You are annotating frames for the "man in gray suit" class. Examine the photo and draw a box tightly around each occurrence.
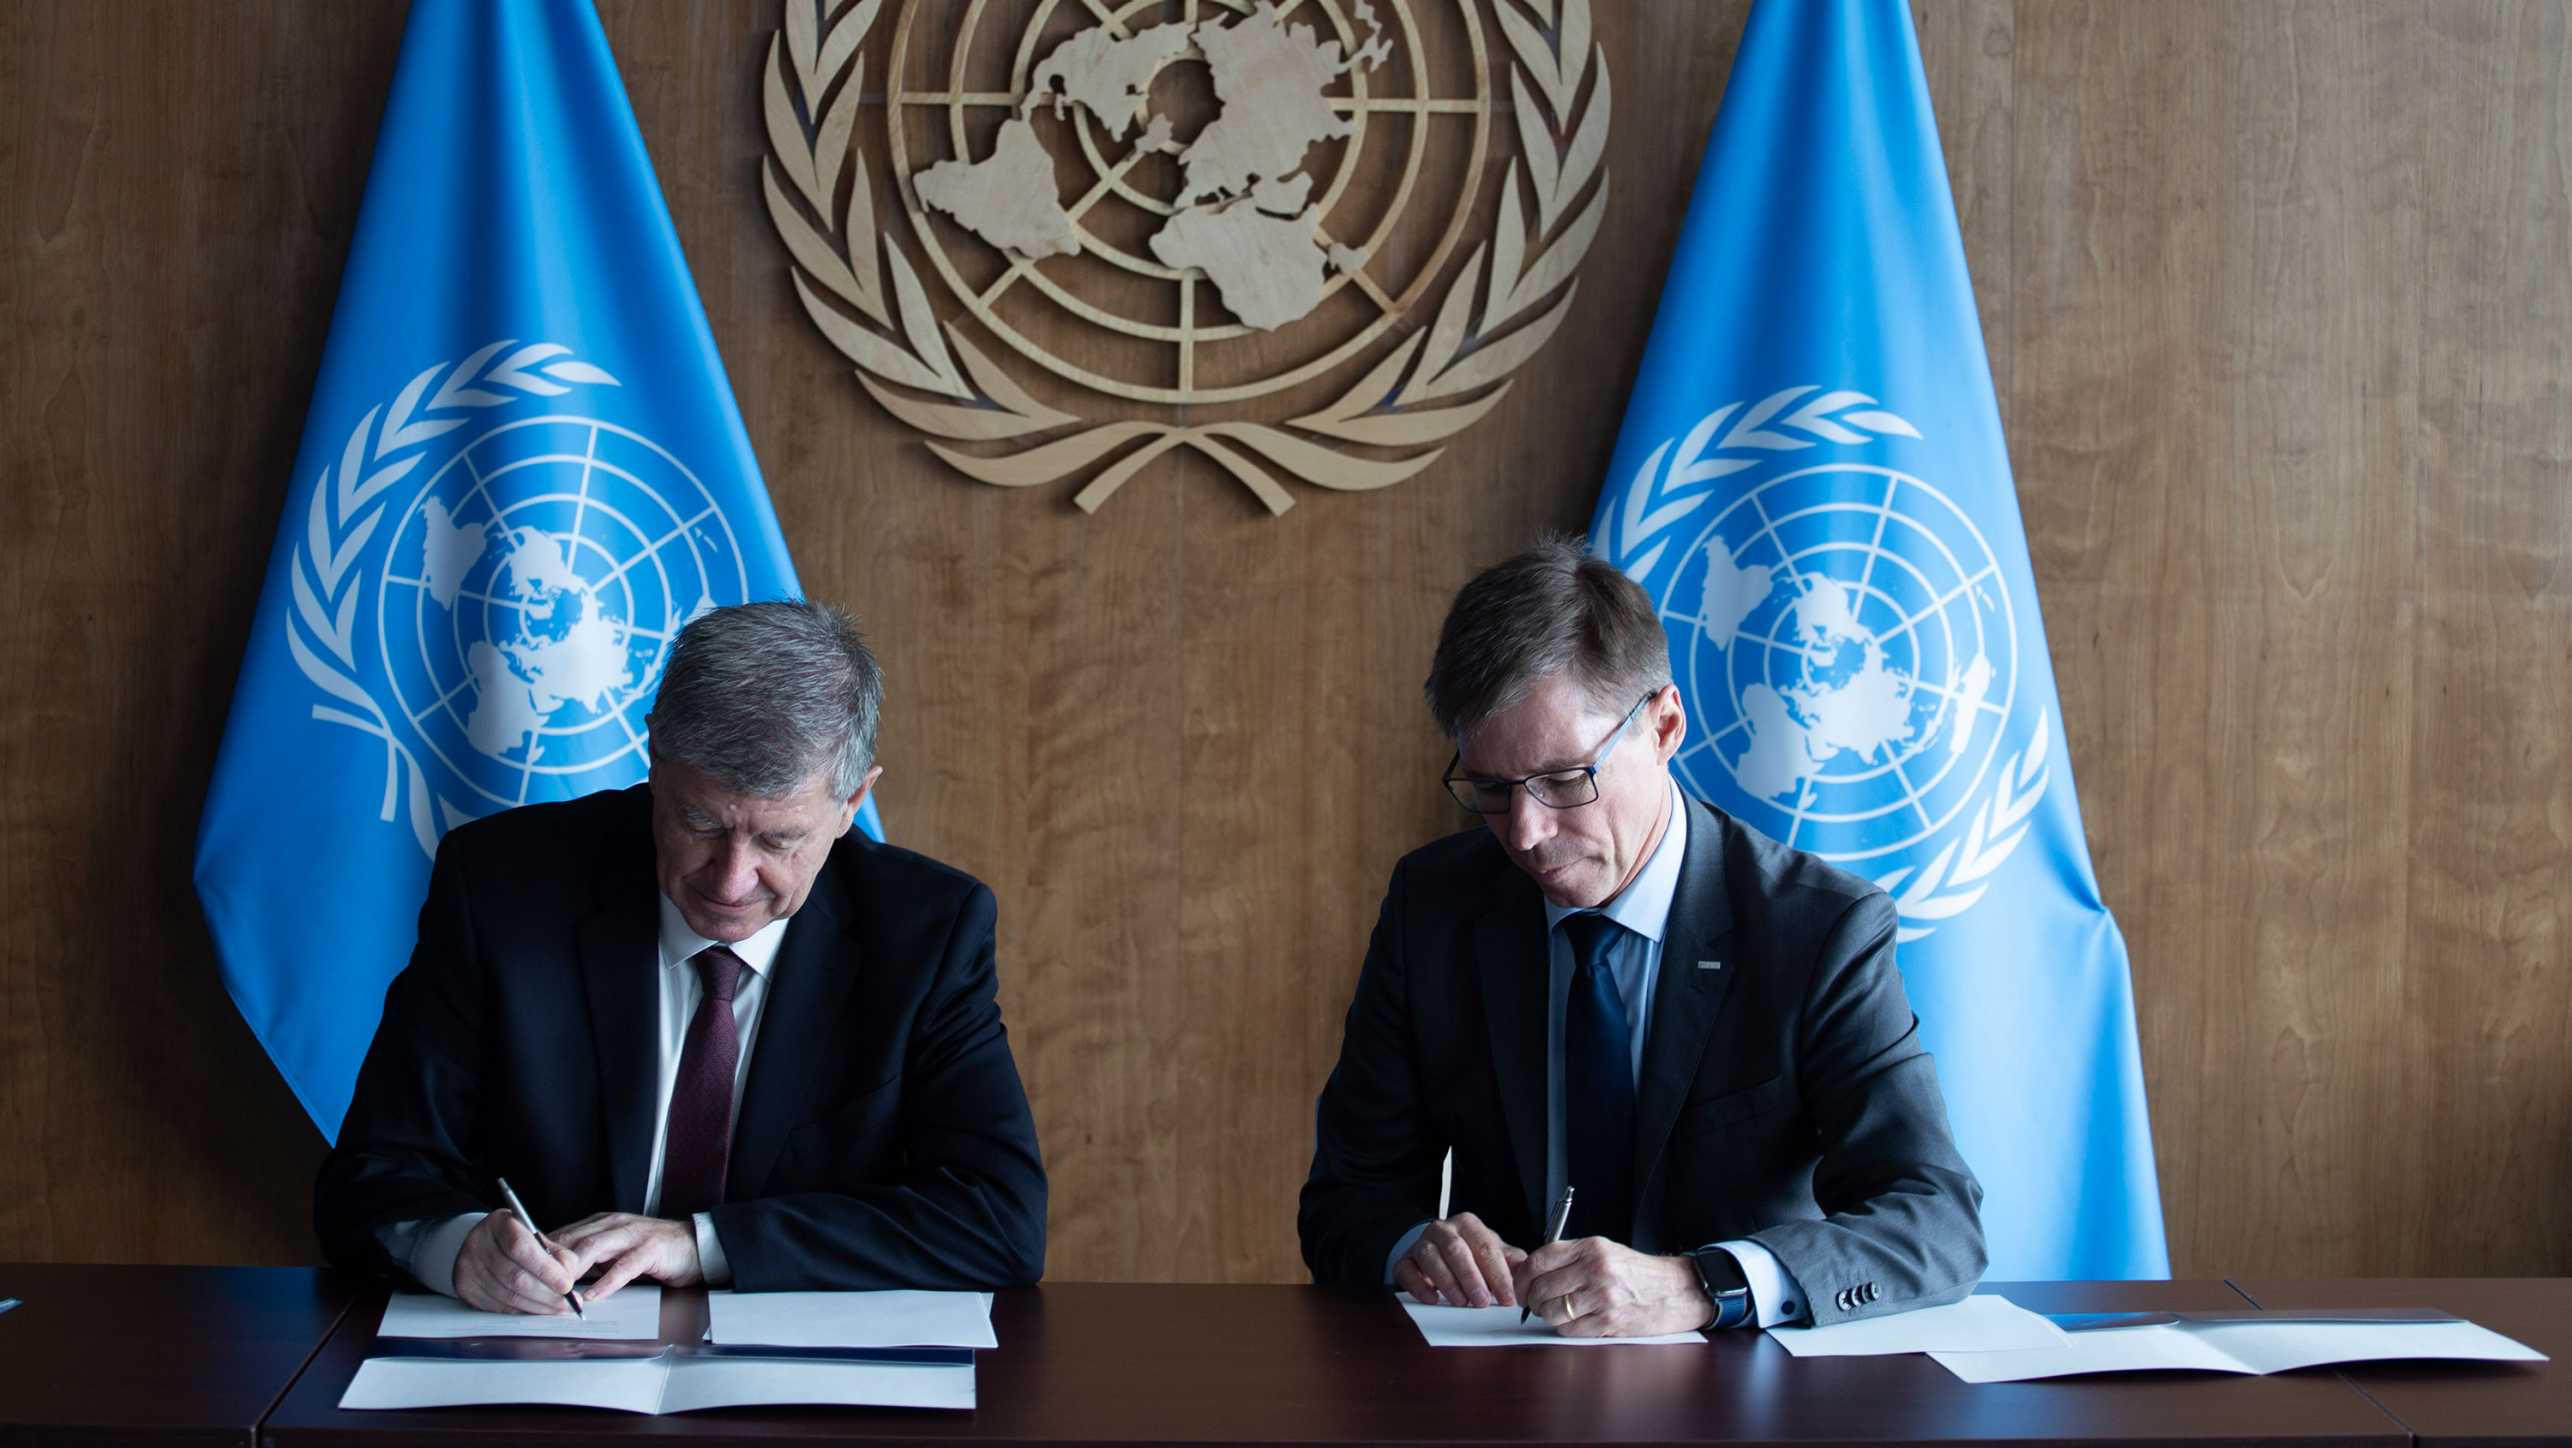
[1299,538,1984,1335]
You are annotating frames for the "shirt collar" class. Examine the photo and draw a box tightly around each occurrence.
[1543,777,1689,942]
[656,893,790,979]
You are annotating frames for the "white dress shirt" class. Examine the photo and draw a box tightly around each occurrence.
[387,896,791,1297]
[1390,779,1808,1327]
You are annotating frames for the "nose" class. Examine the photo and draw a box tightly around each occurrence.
[1504,788,1554,854]
[705,838,760,901]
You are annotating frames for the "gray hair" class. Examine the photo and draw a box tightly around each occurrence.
[1424,534,1671,739]
[646,600,883,797]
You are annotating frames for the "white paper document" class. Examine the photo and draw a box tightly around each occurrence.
[375,1287,662,1340]
[1401,1301,1708,1347]
[1931,1316,2548,1383]
[707,1289,998,1349]
[1766,1294,2069,1358]
[339,1349,975,1413]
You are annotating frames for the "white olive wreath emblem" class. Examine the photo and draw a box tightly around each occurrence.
[1600,386,2049,942]
[284,341,622,856]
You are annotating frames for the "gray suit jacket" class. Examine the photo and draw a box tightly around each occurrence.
[1298,792,1985,1325]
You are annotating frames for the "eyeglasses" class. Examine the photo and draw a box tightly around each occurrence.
[1443,691,1658,815]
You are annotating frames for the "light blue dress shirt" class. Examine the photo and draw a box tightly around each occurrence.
[1388,779,1807,1327]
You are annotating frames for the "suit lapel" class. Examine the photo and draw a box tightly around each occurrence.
[1631,797,1737,1210]
[726,855,861,1201]
[579,807,662,1216]
[1474,881,1550,1233]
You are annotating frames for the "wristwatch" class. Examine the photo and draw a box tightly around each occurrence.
[1689,1247,1755,1330]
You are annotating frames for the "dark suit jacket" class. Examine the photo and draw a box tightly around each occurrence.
[1298,793,1983,1325]
[315,784,1046,1291]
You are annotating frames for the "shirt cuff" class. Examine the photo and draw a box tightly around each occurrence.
[693,1212,732,1287]
[1714,1238,1805,1327]
[1382,1220,1433,1287]
[386,1212,486,1298]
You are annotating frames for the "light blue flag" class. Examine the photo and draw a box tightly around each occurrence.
[1589,0,2165,1279]
[195,0,879,1141]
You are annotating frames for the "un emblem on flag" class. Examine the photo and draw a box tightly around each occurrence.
[287,342,752,855]
[1602,388,2052,941]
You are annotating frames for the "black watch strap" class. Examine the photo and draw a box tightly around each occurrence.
[1691,1247,1755,1330]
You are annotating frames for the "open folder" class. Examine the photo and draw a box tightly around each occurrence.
[1932,1308,2547,1383]
[340,1344,975,1413]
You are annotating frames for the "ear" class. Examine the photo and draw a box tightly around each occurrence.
[1647,684,1688,764]
[837,763,884,835]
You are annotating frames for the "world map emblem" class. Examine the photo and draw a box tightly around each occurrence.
[1600,388,2052,940]
[287,342,751,855]
[762,0,1609,514]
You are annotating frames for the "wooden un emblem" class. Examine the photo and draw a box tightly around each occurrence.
[762,0,1608,514]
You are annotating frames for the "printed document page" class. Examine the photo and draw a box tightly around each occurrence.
[1401,1301,1707,1347]
[1766,1295,2069,1357]
[706,1289,997,1349]
[376,1287,661,1340]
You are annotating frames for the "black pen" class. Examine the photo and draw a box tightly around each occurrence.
[496,1177,586,1320]
[1521,1185,1576,1323]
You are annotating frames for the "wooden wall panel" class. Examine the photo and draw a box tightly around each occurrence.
[0,0,2566,1284]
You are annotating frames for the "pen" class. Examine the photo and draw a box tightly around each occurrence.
[495,1177,586,1320]
[1521,1185,1577,1323]
[0,1297,18,1316]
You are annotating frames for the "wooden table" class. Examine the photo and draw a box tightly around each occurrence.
[0,1262,356,1446]
[4,1267,2559,1446]
[2235,1278,2570,1447]
[261,1279,2411,1446]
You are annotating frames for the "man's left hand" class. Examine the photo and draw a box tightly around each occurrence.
[1512,1237,1714,1338]
[551,1213,704,1301]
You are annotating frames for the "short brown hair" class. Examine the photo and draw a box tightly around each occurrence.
[1424,534,1671,738]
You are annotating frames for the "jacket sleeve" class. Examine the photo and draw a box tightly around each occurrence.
[312,841,498,1286]
[1298,860,1443,1292]
[704,883,1048,1290]
[1745,890,1987,1323]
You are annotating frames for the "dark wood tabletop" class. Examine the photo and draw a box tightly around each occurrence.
[2232,1277,2568,1447]
[260,1278,2411,1446]
[0,1262,356,1447]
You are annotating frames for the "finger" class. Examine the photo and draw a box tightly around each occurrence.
[1393,1258,1443,1306]
[1540,1284,1598,1330]
[503,1260,574,1314]
[589,1245,659,1301]
[1436,1233,1496,1307]
[1463,1227,1517,1307]
[1411,1238,1464,1305]
[464,1252,562,1316]
[550,1214,621,1247]
[563,1226,637,1281]
[500,1231,575,1295]
[1502,1244,1563,1301]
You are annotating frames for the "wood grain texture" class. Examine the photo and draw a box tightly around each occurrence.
[0,0,2565,1285]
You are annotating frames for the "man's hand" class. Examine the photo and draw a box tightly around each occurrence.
[1513,1237,1715,1337]
[550,1213,704,1301]
[1393,1212,1528,1308]
[452,1211,582,1315]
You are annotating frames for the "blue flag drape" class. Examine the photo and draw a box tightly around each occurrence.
[196,0,879,1141]
[1589,0,2166,1278]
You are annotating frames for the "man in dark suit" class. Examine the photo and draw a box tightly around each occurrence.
[316,602,1044,1312]
[1300,539,1983,1335]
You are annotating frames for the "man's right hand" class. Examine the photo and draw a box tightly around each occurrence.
[1393,1212,1528,1308]
[452,1210,581,1315]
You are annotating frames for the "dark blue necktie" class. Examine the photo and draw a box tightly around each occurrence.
[1561,912,1636,1244]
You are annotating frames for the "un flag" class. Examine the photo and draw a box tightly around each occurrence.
[195,0,878,1141]
[1589,0,2167,1279]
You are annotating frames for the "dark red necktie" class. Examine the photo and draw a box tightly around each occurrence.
[659,945,745,1219]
